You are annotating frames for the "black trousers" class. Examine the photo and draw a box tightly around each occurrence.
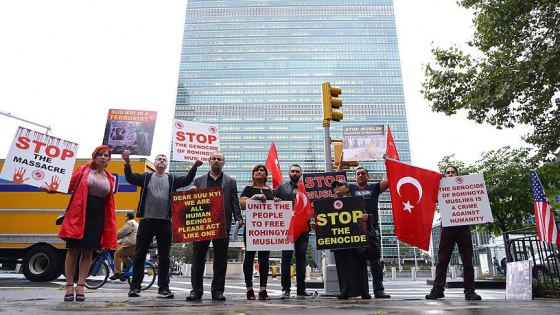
[190,237,229,295]
[281,231,309,292]
[129,219,172,290]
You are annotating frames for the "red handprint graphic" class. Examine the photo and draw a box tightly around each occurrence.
[13,167,29,183]
[45,176,61,192]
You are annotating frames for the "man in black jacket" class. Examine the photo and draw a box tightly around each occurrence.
[276,164,313,299]
[185,151,243,302]
[122,150,202,299]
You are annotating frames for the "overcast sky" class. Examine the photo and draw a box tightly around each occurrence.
[0,0,528,172]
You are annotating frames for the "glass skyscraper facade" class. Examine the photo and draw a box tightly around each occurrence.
[172,0,411,259]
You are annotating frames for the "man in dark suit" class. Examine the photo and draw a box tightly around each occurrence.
[186,151,243,302]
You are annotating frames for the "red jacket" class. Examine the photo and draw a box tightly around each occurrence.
[58,165,117,248]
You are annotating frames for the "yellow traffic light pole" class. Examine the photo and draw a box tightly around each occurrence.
[321,82,342,172]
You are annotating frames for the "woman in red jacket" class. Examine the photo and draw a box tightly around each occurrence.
[53,145,117,302]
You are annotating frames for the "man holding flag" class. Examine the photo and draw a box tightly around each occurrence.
[275,164,314,299]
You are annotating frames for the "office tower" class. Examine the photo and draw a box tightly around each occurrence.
[172,0,411,259]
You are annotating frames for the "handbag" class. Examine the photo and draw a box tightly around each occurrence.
[361,221,381,261]
[54,167,85,225]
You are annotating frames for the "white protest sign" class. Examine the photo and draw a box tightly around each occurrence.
[0,126,78,192]
[245,200,292,251]
[172,119,220,163]
[438,173,494,227]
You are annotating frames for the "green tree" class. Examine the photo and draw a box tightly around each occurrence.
[421,0,560,160]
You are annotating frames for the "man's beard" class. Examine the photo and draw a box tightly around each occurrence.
[211,163,221,172]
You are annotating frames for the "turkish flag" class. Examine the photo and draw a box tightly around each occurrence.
[265,142,283,189]
[385,159,440,251]
[386,124,400,160]
[288,180,314,243]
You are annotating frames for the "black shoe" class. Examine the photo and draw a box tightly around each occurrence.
[336,294,348,300]
[464,289,482,301]
[361,293,372,299]
[280,290,290,300]
[297,290,314,297]
[157,288,174,299]
[425,288,445,300]
[109,273,122,280]
[186,291,202,301]
[128,288,141,297]
[212,293,226,301]
[374,290,390,299]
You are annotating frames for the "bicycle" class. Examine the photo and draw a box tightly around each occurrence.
[84,248,157,290]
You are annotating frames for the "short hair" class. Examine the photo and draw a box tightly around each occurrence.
[155,154,167,161]
[355,166,369,174]
[289,164,302,170]
[126,212,135,220]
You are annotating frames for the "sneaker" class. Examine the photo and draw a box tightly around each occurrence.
[374,290,390,299]
[297,290,314,297]
[157,288,175,299]
[128,288,141,297]
[280,290,290,300]
[464,288,482,301]
[109,273,122,280]
[425,288,444,300]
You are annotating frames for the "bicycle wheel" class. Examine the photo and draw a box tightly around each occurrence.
[127,261,157,291]
[85,261,109,290]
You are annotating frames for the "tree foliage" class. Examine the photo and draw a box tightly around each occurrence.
[422,0,560,160]
[438,146,560,236]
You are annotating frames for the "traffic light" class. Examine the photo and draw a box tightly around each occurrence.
[333,143,359,169]
[322,82,342,125]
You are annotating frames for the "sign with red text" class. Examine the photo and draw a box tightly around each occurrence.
[172,119,220,163]
[102,109,157,156]
[245,200,292,251]
[343,125,386,161]
[302,172,346,201]
[0,126,78,192]
[313,197,367,250]
[438,173,494,227]
[171,187,226,243]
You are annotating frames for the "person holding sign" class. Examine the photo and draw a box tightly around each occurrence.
[337,152,390,299]
[123,150,202,299]
[46,145,117,302]
[330,179,371,300]
[186,151,243,302]
[276,164,314,299]
[425,166,482,301]
[240,164,275,300]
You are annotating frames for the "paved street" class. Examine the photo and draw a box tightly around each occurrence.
[0,272,559,314]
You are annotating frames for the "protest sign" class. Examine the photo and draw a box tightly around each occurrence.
[0,126,78,192]
[171,187,226,243]
[245,200,292,251]
[438,173,494,227]
[302,172,346,201]
[172,119,220,163]
[313,196,367,250]
[342,125,385,161]
[102,109,157,155]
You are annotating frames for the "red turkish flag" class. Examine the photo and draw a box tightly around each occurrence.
[288,180,314,243]
[385,159,440,251]
[386,124,400,160]
[265,142,283,189]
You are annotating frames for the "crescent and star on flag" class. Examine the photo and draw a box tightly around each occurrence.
[396,176,423,213]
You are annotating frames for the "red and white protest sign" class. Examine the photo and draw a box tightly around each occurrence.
[172,119,220,163]
[438,173,494,227]
[245,200,292,251]
[0,127,78,192]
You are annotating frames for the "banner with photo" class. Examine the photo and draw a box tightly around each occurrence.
[102,109,157,156]
[245,200,292,251]
[172,119,220,163]
[342,125,386,161]
[312,196,367,250]
[171,187,226,243]
[0,126,78,193]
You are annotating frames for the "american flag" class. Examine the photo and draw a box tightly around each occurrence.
[530,170,560,246]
